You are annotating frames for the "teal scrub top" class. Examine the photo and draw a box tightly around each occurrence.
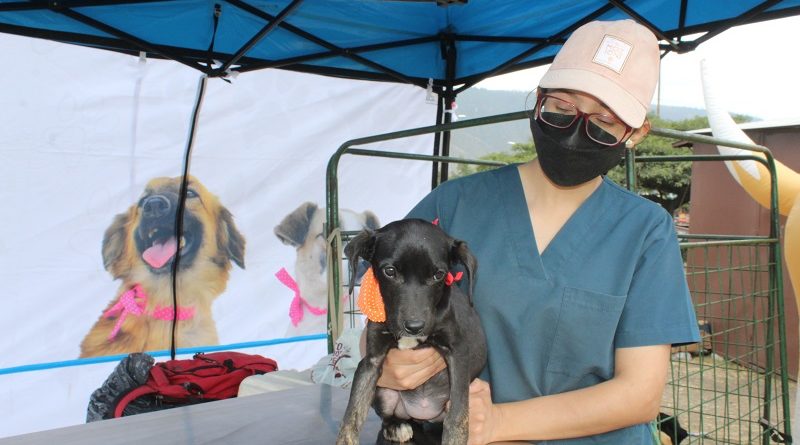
[405,164,700,444]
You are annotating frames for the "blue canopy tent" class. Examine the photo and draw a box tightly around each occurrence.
[1,1,799,441]
[2,0,800,182]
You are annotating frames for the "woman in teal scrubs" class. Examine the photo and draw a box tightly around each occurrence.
[376,20,700,444]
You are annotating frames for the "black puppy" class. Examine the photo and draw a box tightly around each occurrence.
[336,219,487,445]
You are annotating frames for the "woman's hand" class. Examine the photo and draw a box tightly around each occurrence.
[377,347,446,390]
[468,378,501,445]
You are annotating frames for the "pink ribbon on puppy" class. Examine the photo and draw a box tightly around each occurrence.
[103,284,147,341]
[445,271,463,286]
[276,267,327,327]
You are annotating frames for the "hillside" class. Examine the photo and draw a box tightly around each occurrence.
[450,88,712,159]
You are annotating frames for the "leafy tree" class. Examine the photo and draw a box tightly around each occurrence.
[454,141,536,177]
[451,113,754,215]
[605,114,694,215]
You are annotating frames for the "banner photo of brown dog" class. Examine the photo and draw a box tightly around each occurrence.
[274,201,380,336]
[79,176,245,358]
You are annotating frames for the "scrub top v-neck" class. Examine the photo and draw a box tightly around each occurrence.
[405,164,699,445]
[508,164,608,282]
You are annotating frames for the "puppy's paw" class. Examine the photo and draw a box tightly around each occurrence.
[383,422,413,443]
[336,427,359,445]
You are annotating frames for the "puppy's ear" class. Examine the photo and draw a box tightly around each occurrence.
[344,229,376,294]
[218,207,246,269]
[102,209,133,277]
[452,240,478,306]
[274,202,317,247]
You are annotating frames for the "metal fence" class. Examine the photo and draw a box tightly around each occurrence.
[325,112,792,444]
[657,237,790,444]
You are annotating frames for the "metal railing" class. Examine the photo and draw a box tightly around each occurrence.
[324,111,792,444]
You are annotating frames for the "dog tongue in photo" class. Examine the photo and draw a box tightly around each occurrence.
[143,236,178,268]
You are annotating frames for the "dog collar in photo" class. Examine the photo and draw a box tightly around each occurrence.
[102,284,195,341]
[276,267,327,326]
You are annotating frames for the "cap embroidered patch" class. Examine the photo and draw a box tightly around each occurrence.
[592,35,632,73]
[357,267,386,322]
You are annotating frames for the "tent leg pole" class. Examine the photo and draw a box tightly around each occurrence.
[431,93,444,190]
[440,91,454,184]
[439,33,457,185]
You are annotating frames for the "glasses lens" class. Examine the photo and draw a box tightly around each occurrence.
[539,96,577,128]
[587,115,628,145]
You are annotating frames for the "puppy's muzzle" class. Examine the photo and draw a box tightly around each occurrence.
[403,319,425,335]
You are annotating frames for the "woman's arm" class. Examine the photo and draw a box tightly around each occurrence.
[470,344,670,444]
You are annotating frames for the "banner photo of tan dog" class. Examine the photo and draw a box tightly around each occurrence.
[274,201,379,336]
[80,176,245,358]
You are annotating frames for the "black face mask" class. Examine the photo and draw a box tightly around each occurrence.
[530,116,627,187]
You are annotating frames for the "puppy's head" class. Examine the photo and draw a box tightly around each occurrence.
[102,175,245,279]
[345,219,476,341]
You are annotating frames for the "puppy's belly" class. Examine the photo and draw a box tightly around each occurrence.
[375,371,449,421]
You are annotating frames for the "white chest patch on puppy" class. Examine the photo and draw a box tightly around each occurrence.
[397,336,421,350]
[383,422,414,442]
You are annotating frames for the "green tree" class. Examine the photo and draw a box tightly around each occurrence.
[605,114,694,215]
[606,113,752,214]
[451,113,754,215]
[454,141,536,177]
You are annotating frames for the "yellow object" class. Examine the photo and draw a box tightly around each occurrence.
[357,267,386,322]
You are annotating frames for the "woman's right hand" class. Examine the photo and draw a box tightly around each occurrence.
[377,347,446,390]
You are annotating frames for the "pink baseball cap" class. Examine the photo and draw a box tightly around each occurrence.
[538,19,659,128]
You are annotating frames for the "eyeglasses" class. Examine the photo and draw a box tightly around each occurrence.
[535,94,632,146]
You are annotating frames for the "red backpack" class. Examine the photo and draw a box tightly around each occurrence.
[113,351,278,418]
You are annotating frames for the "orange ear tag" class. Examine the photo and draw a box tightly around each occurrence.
[357,267,386,322]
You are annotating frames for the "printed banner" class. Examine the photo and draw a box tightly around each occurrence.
[0,34,435,437]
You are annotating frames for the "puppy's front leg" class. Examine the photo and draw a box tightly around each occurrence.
[441,348,470,445]
[337,324,390,445]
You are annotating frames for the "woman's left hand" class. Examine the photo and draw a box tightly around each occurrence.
[468,378,500,445]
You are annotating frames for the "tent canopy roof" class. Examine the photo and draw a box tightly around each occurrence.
[2,0,800,92]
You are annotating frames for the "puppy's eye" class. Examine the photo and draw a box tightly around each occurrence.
[186,189,199,198]
[382,266,397,278]
[433,271,446,281]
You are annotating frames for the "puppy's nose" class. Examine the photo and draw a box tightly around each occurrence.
[142,195,171,218]
[403,320,425,335]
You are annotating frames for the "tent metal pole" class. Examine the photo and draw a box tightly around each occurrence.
[216,0,303,75]
[226,0,421,86]
[238,36,437,68]
[439,33,457,184]
[454,3,615,94]
[678,0,688,36]
[439,96,453,184]
[0,0,165,11]
[431,92,444,190]
[684,0,781,49]
[607,0,679,52]
[49,6,206,73]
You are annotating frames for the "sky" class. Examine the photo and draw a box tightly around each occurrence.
[475,15,800,122]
